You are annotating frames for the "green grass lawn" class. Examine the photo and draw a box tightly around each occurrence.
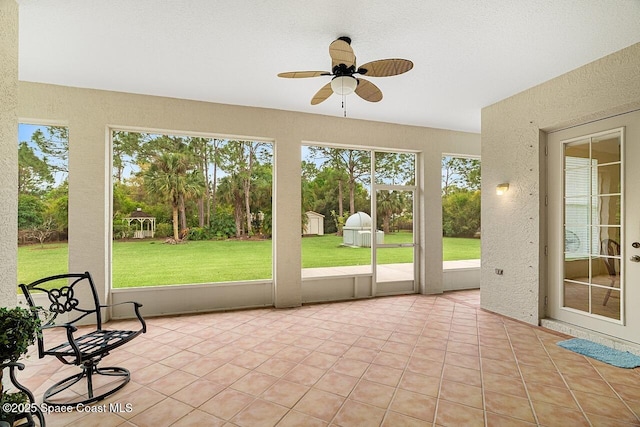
[18,234,480,288]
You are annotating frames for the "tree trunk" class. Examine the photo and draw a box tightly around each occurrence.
[179,194,187,236]
[349,179,355,215]
[338,180,343,217]
[383,214,390,234]
[172,205,179,241]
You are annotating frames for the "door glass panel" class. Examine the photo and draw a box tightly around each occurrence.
[596,163,621,194]
[562,130,622,320]
[376,190,413,243]
[565,140,590,161]
[592,135,621,164]
[564,258,589,281]
[564,281,589,311]
[592,289,620,320]
[596,195,620,226]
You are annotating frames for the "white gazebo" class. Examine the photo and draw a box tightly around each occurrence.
[303,211,324,235]
[126,208,156,239]
[342,212,383,247]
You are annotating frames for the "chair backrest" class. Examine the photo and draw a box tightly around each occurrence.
[19,272,103,329]
[600,239,620,276]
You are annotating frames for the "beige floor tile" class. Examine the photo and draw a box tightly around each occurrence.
[173,409,226,426]
[382,411,432,426]
[313,371,359,397]
[231,371,279,396]
[199,388,255,420]
[172,378,225,407]
[281,364,325,387]
[255,357,297,377]
[231,399,288,427]
[205,363,250,386]
[390,389,436,422]
[276,410,328,427]
[363,364,403,387]
[292,389,344,421]
[484,390,535,423]
[439,379,483,409]
[349,379,395,408]
[435,399,484,427]
[531,400,589,427]
[333,399,385,427]
[128,397,192,427]
[261,379,309,408]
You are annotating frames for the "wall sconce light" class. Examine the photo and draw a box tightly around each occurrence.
[496,183,509,195]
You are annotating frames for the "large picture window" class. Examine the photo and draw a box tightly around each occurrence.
[111,130,273,288]
[17,124,69,285]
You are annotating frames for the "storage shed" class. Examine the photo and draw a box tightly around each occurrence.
[303,211,325,235]
[342,212,383,247]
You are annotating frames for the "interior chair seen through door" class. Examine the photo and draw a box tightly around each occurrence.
[601,238,620,306]
[19,272,146,406]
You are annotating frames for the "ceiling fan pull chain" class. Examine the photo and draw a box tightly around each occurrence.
[343,94,347,118]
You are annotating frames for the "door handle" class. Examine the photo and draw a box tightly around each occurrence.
[631,255,640,263]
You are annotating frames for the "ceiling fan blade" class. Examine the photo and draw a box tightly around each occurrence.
[329,38,356,68]
[278,71,331,78]
[355,78,383,102]
[357,59,413,77]
[311,82,333,105]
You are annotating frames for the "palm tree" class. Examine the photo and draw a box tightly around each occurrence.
[144,152,204,241]
[377,190,405,233]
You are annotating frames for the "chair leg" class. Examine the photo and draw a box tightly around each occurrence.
[43,361,130,407]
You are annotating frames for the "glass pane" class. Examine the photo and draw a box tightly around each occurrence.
[595,195,621,226]
[565,140,590,164]
[18,124,69,285]
[596,227,620,246]
[564,257,589,282]
[591,288,620,320]
[112,132,274,287]
[592,134,621,165]
[564,198,591,226]
[301,145,373,277]
[591,256,619,287]
[565,168,591,197]
[376,247,413,282]
[375,151,415,185]
[595,163,621,195]
[565,228,588,255]
[564,281,589,311]
[376,190,413,243]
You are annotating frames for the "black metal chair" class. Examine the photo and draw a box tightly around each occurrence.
[601,238,620,306]
[19,272,146,407]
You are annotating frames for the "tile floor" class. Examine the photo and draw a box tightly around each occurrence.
[13,289,640,426]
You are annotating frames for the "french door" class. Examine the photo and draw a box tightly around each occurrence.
[548,110,640,343]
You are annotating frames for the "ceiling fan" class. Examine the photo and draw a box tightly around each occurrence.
[278,36,413,105]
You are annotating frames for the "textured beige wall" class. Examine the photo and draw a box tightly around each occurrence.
[0,0,18,307]
[481,42,640,324]
[14,82,479,311]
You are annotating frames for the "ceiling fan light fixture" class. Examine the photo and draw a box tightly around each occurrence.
[331,76,358,95]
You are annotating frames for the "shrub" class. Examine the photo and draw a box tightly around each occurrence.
[442,190,481,237]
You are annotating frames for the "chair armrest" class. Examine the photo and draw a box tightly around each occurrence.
[100,301,146,333]
[40,323,82,361]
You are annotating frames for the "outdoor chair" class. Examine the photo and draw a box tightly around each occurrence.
[19,272,146,407]
[601,238,620,306]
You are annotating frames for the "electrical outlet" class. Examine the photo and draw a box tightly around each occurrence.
[495,268,504,275]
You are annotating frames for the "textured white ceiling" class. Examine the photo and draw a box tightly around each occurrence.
[16,0,640,133]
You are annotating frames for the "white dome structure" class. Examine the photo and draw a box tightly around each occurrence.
[342,212,383,247]
[344,211,372,228]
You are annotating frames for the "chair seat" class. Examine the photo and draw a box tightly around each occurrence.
[47,329,140,361]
